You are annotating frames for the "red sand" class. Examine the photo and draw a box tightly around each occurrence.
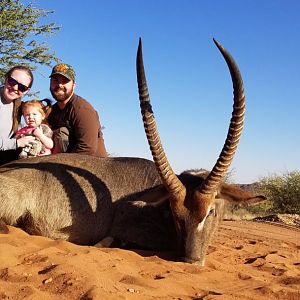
[0,220,299,299]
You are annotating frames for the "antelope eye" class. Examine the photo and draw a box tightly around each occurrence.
[208,208,215,216]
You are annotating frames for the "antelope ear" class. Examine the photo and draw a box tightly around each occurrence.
[133,185,169,208]
[217,183,266,204]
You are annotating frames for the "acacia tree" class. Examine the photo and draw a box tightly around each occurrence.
[0,0,60,80]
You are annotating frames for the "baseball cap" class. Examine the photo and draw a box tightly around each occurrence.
[49,63,76,81]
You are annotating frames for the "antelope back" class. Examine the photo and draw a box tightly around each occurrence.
[0,154,162,244]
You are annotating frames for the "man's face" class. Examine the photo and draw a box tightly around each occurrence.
[50,74,75,102]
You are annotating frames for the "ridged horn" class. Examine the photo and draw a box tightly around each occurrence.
[136,38,186,203]
[199,39,245,195]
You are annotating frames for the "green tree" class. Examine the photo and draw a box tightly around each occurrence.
[0,0,60,80]
[256,170,300,214]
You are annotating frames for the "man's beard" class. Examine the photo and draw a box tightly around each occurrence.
[50,86,73,102]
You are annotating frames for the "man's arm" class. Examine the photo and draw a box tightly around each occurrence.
[71,105,107,157]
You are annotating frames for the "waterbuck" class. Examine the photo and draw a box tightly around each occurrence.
[0,39,264,265]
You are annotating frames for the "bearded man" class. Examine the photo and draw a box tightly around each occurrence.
[48,63,107,157]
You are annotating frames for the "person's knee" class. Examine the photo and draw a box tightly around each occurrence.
[54,127,69,138]
[53,127,69,153]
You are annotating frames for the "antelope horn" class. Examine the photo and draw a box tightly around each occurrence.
[136,38,186,204]
[200,39,245,195]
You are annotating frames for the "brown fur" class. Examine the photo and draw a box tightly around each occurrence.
[0,154,265,265]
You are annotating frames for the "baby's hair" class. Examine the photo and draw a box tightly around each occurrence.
[20,99,52,124]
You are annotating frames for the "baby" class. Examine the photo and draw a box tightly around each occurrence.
[15,100,54,158]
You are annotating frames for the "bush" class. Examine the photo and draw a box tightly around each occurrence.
[254,170,300,214]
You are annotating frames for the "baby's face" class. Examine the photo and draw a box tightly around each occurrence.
[23,106,43,127]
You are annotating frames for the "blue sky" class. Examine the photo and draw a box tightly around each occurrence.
[24,0,299,183]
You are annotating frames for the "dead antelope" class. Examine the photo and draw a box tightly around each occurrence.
[0,39,264,265]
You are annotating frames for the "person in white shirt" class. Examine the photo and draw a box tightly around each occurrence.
[0,65,36,165]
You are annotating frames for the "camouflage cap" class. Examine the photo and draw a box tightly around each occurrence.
[49,63,76,81]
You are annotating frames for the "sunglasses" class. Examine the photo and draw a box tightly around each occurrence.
[6,76,29,93]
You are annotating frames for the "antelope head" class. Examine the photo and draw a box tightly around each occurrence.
[136,38,262,265]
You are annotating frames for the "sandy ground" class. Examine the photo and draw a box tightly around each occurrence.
[0,220,299,300]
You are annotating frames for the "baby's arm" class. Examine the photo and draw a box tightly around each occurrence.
[33,127,54,150]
